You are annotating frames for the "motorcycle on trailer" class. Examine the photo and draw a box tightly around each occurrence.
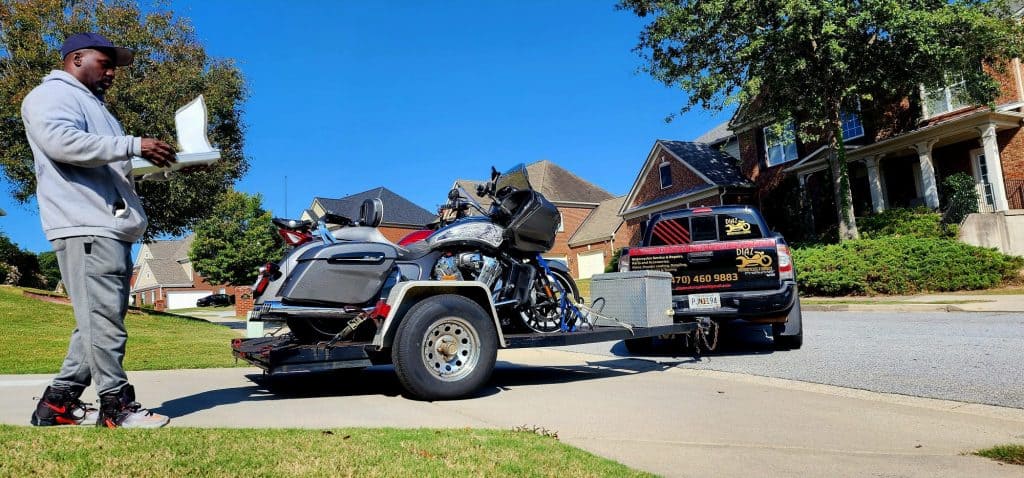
[248,164,585,399]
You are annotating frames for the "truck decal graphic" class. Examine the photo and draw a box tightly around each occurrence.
[651,219,691,245]
[629,238,777,256]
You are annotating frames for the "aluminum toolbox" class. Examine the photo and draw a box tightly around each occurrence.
[589,271,674,327]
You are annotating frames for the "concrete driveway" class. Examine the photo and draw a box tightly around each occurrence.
[2,348,1022,478]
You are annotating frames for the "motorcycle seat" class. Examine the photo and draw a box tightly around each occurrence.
[331,226,434,260]
[332,226,395,246]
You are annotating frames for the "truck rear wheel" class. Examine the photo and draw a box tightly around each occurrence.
[392,294,498,400]
[771,300,803,350]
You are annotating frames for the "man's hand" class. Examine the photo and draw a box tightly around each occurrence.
[140,138,176,168]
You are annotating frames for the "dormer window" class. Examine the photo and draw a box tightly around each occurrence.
[659,162,672,189]
[922,76,968,118]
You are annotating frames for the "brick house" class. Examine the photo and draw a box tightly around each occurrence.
[567,195,628,279]
[451,160,615,278]
[711,9,1024,244]
[130,235,236,310]
[622,7,1024,244]
[617,140,755,246]
[304,187,437,243]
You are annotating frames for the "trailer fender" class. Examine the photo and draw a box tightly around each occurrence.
[371,281,506,349]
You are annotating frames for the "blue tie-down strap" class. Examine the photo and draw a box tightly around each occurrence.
[535,255,585,332]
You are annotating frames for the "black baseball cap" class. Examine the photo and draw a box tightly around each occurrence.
[60,32,134,67]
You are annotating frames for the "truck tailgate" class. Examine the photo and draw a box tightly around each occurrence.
[628,238,781,293]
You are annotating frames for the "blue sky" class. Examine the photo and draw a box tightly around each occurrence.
[1,1,733,253]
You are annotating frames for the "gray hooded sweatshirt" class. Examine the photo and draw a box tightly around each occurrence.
[22,70,147,243]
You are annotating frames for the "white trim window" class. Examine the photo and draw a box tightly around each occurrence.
[763,121,798,167]
[556,212,564,233]
[841,110,864,140]
[659,162,672,189]
[922,77,968,119]
[970,148,995,208]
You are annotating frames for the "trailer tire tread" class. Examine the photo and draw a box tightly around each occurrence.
[392,294,497,400]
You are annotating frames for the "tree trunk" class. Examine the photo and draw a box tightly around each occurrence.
[827,113,859,241]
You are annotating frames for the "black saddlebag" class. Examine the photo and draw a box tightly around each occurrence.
[279,242,397,305]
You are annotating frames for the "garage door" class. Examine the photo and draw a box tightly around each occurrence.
[577,251,606,279]
[166,291,212,310]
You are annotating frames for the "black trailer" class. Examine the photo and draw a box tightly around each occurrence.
[234,276,701,400]
[232,322,697,375]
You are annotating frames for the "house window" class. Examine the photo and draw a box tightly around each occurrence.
[974,152,995,207]
[922,77,968,118]
[659,163,672,189]
[763,121,799,167]
[556,213,564,233]
[841,110,864,140]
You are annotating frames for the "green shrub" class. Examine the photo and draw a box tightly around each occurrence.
[940,172,979,225]
[793,237,1024,296]
[858,207,956,239]
[606,247,624,273]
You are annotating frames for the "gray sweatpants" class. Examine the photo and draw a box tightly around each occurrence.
[51,236,131,396]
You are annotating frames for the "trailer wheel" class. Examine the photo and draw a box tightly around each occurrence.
[392,294,497,400]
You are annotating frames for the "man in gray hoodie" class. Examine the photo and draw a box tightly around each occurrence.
[22,32,176,428]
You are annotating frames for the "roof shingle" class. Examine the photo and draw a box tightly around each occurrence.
[657,140,752,187]
[568,196,626,247]
[315,187,436,227]
[525,160,613,204]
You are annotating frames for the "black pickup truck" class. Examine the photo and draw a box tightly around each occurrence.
[619,205,802,350]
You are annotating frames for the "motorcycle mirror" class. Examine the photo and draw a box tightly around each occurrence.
[448,188,461,201]
[490,166,500,181]
[475,183,487,197]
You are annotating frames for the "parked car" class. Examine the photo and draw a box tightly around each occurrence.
[197,293,234,307]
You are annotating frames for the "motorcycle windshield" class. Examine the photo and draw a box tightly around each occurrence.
[494,163,532,196]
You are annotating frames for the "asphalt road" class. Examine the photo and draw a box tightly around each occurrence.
[559,311,1024,409]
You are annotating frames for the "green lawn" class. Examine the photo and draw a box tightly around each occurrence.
[0,286,242,374]
[576,278,591,304]
[975,444,1024,466]
[0,425,653,477]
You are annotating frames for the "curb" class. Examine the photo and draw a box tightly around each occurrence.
[801,303,1017,313]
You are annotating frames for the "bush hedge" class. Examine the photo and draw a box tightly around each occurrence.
[793,236,1023,296]
[857,207,957,239]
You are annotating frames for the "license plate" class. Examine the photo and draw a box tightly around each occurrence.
[688,293,721,310]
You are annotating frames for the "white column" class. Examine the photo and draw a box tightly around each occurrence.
[913,139,940,209]
[864,156,886,213]
[977,123,1010,212]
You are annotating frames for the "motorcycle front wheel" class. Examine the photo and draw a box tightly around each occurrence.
[517,268,581,333]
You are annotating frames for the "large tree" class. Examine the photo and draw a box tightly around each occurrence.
[620,0,1024,240]
[189,190,282,286]
[0,0,248,239]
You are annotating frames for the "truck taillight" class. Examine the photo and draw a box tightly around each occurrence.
[777,244,794,281]
[618,248,630,272]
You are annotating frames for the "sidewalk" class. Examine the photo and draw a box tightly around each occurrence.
[801,291,1024,313]
[2,348,1021,477]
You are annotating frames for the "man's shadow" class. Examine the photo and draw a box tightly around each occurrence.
[150,356,688,419]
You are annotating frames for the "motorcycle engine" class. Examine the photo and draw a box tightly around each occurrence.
[433,252,503,288]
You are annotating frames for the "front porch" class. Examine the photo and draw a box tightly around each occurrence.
[785,109,1024,233]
